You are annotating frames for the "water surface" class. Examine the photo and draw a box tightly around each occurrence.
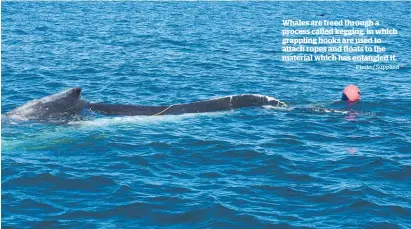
[2,2,411,228]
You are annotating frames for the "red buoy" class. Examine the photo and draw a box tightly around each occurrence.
[342,84,360,102]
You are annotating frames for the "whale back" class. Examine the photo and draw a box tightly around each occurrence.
[7,87,85,120]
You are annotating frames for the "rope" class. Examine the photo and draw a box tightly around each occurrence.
[272,98,288,108]
[152,105,174,116]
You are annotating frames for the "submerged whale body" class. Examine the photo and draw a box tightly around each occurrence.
[88,94,287,116]
[6,87,286,120]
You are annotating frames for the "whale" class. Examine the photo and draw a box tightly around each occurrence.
[88,94,287,116]
[6,87,85,121]
[5,87,287,121]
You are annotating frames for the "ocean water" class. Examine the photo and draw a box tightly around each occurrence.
[2,1,411,228]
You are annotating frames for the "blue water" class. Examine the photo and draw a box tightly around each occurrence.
[2,1,411,228]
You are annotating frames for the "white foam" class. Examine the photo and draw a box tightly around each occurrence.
[262,105,291,111]
[68,111,228,128]
[310,108,350,114]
